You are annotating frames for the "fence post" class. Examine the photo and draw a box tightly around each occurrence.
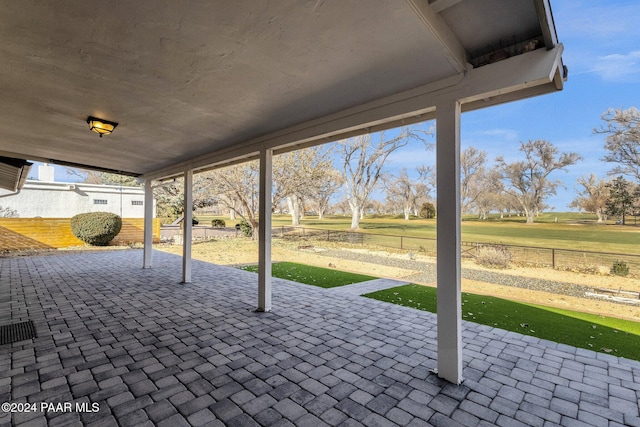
[552,248,555,268]
[400,236,403,250]
[327,229,330,242]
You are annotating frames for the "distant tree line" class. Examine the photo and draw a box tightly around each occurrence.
[571,107,640,225]
[460,139,582,224]
[460,107,640,225]
[67,106,639,230]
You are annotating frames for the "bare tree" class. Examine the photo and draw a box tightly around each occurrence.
[273,147,336,225]
[333,198,351,216]
[412,165,435,216]
[384,168,413,220]
[473,168,503,220]
[384,166,434,220]
[338,127,431,229]
[460,147,487,214]
[208,162,260,234]
[65,168,103,184]
[595,107,640,181]
[65,168,139,186]
[569,174,610,223]
[309,169,343,220]
[367,200,387,215]
[496,140,581,224]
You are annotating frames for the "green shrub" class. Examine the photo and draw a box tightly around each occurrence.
[419,202,436,219]
[236,220,253,237]
[611,260,629,276]
[155,204,180,225]
[476,245,511,269]
[192,217,199,225]
[70,212,122,246]
[211,219,226,228]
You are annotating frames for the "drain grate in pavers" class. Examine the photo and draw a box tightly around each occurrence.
[0,320,36,345]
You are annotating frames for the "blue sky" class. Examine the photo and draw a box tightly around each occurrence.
[33,1,639,211]
[388,0,640,210]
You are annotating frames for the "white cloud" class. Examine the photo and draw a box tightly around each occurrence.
[474,128,519,140]
[556,2,640,42]
[554,1,640,78]
[462,128,520,150]
[590,50,640,82]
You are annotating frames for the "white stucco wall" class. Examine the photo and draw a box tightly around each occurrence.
[0,181,154,218]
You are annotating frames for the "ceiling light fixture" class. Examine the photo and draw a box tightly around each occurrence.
[87,116,118,137]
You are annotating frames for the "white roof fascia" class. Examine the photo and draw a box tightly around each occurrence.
[534,0,559,48]
[22,180,144,195]
[459,43,564,110]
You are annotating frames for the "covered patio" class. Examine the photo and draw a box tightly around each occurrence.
[2,0,639,422]
[1,250,639,426]
[0,0,569,387]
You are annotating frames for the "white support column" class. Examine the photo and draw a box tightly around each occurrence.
[257,148,273,312]
[435,100,463,384]
[143,179,153,268]
[182,169,193,284]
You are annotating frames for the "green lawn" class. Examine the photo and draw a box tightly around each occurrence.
[239,261,377,288]
[364,284,640,361]
[257,213,640,254]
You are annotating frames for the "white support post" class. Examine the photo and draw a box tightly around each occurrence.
[143,179,153,268]
[182,169,193,284]
[257,148,273,312]
[435,100,463,384]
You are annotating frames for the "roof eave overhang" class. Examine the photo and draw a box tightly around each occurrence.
[0,157,33,192]
[142,44,565,181]
[461,43,566,112]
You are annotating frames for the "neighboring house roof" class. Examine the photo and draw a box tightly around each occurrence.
[16,180,145,194]
[0,157,32,192]
[0,180,148,218]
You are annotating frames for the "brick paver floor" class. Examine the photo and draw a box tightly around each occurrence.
[0,250,638,426]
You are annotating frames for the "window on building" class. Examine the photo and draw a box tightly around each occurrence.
[131,200,143,206]
[93,199,108,205]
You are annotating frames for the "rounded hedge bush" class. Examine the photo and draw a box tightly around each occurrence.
[419,202,436,219]
[236,219,253,237]
[70,212,122,246]
[211,219,226,228]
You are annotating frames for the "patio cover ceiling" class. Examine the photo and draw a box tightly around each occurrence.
[0,0,565,182]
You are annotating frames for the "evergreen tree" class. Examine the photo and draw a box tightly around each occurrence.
[605,176,639,225]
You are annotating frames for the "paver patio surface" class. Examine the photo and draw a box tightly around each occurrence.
[0,250,638,426]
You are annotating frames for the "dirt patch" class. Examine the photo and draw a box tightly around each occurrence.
[158,239,416,279]
[156,238,640,322]
[461,280,640,322]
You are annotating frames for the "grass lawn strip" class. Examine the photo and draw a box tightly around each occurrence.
[364,284,640,361]
[240,261,378,288]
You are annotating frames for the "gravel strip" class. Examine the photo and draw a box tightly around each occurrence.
[310,247,602,300]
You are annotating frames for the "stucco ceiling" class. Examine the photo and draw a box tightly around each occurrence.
[0,0,561,180]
